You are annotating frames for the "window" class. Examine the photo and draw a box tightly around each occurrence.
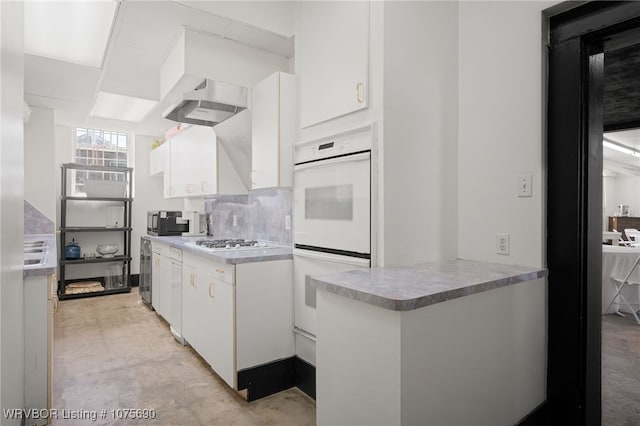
[73,127,128,194]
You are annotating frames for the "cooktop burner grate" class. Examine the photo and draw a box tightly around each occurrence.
[194,239,264,249]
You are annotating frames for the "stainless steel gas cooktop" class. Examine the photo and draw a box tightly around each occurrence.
[186,239,273,252]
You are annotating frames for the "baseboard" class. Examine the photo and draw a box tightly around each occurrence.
[237,358,296,402]
[236,356,316,402]
[517,401,549,425]
[294,357,316,400]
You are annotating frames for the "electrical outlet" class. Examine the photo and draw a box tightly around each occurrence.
[285,215,291,230]
[518,174,532,197]
[232,214,237,227]
[496,233,510,255]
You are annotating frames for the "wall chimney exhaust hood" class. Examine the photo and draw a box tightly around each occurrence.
[163,79,248,127]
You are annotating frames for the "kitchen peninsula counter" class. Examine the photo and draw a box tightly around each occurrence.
[149,236,293,264]
[310,259,547,311]
[311,259,548,426]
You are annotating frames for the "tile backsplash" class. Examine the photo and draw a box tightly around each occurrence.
[24,200,55,234]
[204,187,292,245]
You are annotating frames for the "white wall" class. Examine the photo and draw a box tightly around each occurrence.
[54,126,182,277]
[605,175,640,219]
[458,1,558,268]
[24,106,55,220]
[0,1,24,422]
[382,1,459,267]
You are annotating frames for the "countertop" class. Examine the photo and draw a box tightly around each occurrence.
[310,259,547,311]
[24,233,57,277]
[148,236,293,264]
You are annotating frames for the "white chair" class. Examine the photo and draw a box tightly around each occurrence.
[606,255,640,325]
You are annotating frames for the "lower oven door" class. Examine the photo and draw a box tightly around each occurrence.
[294,248,370,337]
[294,151,370,256]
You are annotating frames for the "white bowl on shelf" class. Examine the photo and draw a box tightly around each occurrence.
[96,244,119,258]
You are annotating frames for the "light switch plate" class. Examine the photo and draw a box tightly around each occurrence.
[518,174,532,197]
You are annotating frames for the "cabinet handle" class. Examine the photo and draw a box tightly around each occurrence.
[208,282,214,298]
[186,184,193,194]
[215,268,224,274]
[52,295,59,314]
[191,273,197,288]
[355,82,364,103]
[201,181,207,192]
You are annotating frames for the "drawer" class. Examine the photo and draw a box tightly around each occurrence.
[212,263,234,285]
[170,246,183,262]
[183,252,235,285]
[152,241,170,256]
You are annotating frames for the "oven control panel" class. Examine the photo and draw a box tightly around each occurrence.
[294,125,373,164]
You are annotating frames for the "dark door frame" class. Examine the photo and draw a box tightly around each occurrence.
[545,2,640,424]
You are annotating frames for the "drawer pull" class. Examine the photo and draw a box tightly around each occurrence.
[208,282,215,298]
[215,268,224,274]
[355,82,364,103]
[192,273,197,288]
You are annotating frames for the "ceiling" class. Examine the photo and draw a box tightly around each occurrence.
[24,1,640,164]
[24,1,294,137]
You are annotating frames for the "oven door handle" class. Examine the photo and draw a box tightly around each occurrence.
[294,152,370,172]
[294,248,370,267]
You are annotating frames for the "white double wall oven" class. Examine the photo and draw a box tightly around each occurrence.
[293,126,373,352]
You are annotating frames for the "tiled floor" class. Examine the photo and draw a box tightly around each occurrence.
[602,313,640,426]
[52,288,316,425]
[52,287,638,425]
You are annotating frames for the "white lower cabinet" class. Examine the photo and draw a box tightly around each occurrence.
[182,253,235,387]
[199,274,235,386]
[181,251,294,391]
[23,273,56,426]
[151,242,171,320]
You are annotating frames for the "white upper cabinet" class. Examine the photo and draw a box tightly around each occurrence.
[251,72,295,188]
[162,125,246,198]
[298,1,370,128]
[149,143,166,176]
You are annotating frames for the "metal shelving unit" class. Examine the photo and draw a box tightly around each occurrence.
[58,163,133,300]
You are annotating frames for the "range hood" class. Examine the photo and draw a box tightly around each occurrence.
[163,79,248,127]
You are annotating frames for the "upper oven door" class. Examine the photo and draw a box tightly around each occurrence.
[294,151,370,255]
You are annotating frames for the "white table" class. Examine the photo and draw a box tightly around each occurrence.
[603,231,622,245]
[602,245,640,313]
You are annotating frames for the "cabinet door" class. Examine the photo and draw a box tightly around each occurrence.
[181,264,199,349]
[149,143,165,176]
[169,260,182,334]
[158,256,172,320]
[168,135,187,198]
[252,72,295,189]
[180,125,217,196]
[298,1,369,128]
[199,276,235,388]
[252,73,279,188]
[151,252,162,311]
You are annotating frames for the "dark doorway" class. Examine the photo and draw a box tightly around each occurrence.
[546,2,640,425]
